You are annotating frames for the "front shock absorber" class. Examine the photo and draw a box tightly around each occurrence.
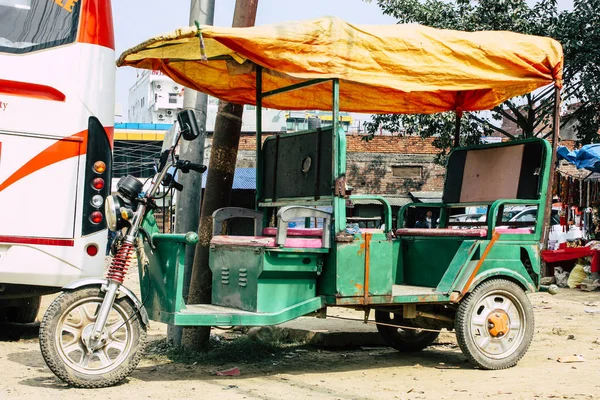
[106,240,136,283]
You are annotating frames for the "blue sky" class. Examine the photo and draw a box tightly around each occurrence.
[113,0,573,119]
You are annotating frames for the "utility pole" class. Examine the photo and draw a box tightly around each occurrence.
[181,0,259,351]
[168,0,215,347]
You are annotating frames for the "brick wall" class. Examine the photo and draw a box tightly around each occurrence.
[206,134,446,195]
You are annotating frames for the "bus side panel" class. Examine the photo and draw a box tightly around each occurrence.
[0,230,106,287]
[0,133,81,238]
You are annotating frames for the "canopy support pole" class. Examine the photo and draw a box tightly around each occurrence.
[332,78,346,234]
[255,65,263,211]
[541,85,561,277]
[454,109,463,148]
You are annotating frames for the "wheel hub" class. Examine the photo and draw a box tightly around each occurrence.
[487,310,510,338]
[81,323,108,352]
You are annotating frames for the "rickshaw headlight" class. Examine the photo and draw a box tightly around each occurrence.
[105,195,121,232]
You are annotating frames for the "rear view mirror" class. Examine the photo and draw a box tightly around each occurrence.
[177,109,201,141]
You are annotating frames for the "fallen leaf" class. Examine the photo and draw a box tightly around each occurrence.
[435,365,460,369]
[216,367,241,376]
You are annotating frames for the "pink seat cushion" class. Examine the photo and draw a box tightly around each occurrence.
[395,228,488,237]
[495,228,534,234]
[360,229,384,234]
[262,227,323,237]
[211,235,323,249]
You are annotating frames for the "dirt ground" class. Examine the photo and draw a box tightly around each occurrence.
[1,283,599,400]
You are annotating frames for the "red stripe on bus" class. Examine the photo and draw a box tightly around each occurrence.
[78,0,115,50]
[0,236,75,247]
[105,126,114,148]
[0,79,66,102]
[0,130,88,193]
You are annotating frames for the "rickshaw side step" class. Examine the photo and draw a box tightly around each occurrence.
[181,304,256,315]
[392,285,440,297]
[170,296,325,326]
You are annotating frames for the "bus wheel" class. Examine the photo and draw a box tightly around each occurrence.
[455,279,534,370]
[375,310,440,352]
[6,296,41,323]
[39,287,146,388]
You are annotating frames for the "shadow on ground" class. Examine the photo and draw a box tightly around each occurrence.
[0,321,39,341]
[12,333,469,389]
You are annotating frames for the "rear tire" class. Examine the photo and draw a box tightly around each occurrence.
[39,287,146,388]
[375,310,440,352]
[455,279,534,370]
[7,296,41,323]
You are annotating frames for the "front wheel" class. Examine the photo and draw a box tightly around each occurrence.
[39,287,147,388]
[455,279,534,370]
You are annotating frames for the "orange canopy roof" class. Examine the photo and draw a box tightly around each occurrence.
[117,16,563,114]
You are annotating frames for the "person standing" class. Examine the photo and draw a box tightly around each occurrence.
[416,210,436,229]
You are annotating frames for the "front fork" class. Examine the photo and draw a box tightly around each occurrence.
[91,209,147,343]
[90,234,138,343]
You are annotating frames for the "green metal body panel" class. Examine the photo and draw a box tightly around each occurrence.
[451,241,539,292]
[138,212,325,326]
[320,237,366,298]
[138,211,192,321]
[368,237,394,295]
[400,236,467,287]
[210,244,322,313]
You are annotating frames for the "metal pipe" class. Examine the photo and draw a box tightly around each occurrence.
[454,109,463,148]
[541,86,561,277]
[255,65,263,210]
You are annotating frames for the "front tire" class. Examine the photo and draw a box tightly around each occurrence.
[39,287,147,388]
[455,279,534,370]
[375,310,440,352]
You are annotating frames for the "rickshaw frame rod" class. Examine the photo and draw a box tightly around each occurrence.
[328,315,453,334]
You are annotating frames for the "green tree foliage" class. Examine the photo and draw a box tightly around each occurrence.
[364,0,599,151]
[555,0,600,144]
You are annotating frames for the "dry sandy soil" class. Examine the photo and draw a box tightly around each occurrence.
[1,279,599,400]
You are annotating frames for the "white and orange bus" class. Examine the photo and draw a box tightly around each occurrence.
[0,0,114,322]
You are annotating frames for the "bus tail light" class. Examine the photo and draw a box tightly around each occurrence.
[92,178,105,190]
[93,161,107,174]
[86,244,99,257]
[90,211,103,224]
[82,117,112,236]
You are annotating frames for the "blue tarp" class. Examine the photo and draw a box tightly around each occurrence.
[557,144,600,173]
[201,167,256,190]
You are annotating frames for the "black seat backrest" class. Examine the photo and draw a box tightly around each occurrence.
[443,141,545,203]
[261,127,333,201]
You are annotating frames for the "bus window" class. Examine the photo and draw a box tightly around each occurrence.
[0,0,81,54]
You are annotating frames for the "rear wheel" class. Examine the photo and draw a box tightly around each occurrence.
[39,287,146,388]
[455,279,534,370]
[6,296,41,323]
[375,310,440,352]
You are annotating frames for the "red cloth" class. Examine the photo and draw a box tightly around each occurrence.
[591,250,599,273]
[541,247,593,263]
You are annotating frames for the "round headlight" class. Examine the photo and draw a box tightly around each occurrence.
[104,195,120,231]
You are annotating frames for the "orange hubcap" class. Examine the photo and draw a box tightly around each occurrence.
[487,310,510,337]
